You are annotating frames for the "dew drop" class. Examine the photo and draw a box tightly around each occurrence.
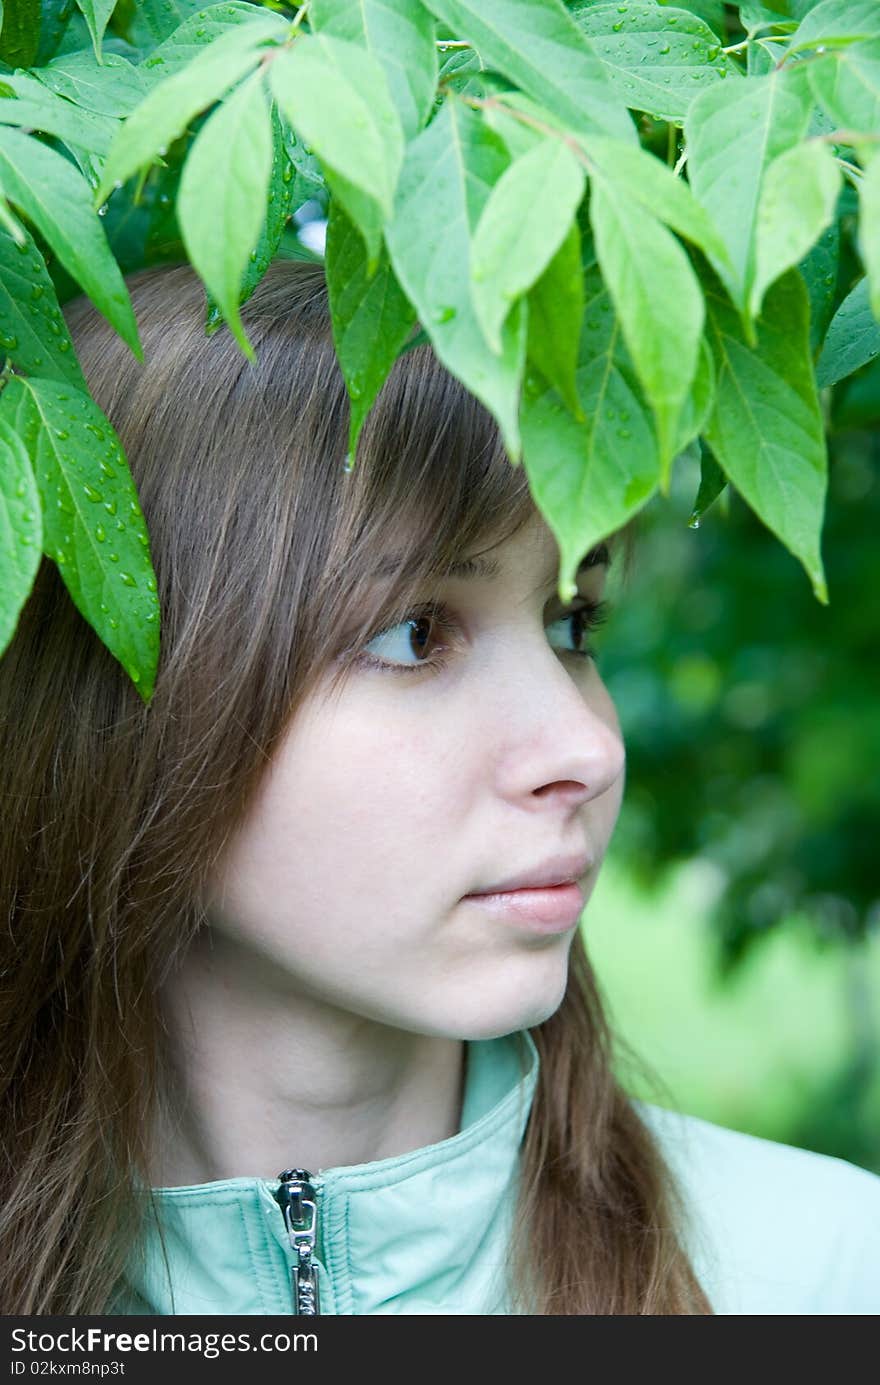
[109,617,119,629]
[58,341,71,352]
[342,452,355,473]
[612,20,623,30]
[100,603,109,614]
[97,205,107,217]
[119,571,137,587]
[432,305,456,323]
[95,524,106,542]
[114,179,123,190]
[21,508,34,522]
[104,498,118,515]
[282,164,293,183]
[85,424,105,441]
[688,513,701,529]
[19,534,33,546]
[146,575,157,593]
[129,667,141,683]
[31,284,43,300]
[108,551,119,562]
[54,428,69,440]
[0,332,18,350]
[83,483,103,502]
[659,42,670,55]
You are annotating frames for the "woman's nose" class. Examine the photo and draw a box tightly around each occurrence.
[494,650,625,807]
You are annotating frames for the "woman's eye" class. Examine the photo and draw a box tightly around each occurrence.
[356,600,609,674]
[360,609,450,671]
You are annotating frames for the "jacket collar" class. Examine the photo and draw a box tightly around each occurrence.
[122,1030,539,1315]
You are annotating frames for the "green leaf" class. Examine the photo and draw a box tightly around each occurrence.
[141,1,286,81]
[422,0,636,142]
[815,275,880,385]
[688,442,727,525]
[177,69,272,362]
[269,35,404,272]
[482,90,565,159]
[672,332,716,458]
[139,0,203,43]
[0,222,87,388]
[685,64,814,328]
[229,101,297,317]
[858,153,880,317]
[0,375,160,700]
[737,3,798,34]
[325,199,416,458]
[437,43,486,99]
[809,39,880,135]
[35,0,79,65]
[0,127,142,361]
[798,218,840,354]
[589,174,704,483]
[34,48,151,117]
[702,266,828,602]
[95,14,281,204]
[0,415,42,660]
[278,119,327,209]
[0,0,40,67]
[0,70,119,157]
[385,98,526,461]
[571,2,739,125]
[520,266,660,601]
[526,221,584,418]
[310,0,438,139]
[470,137,584,354]
[579,134,732,269]
[751,140,841,320]
[790,0,880,54]
[74,0,115,61]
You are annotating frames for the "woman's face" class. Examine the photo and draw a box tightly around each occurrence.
[207,510,626,1040]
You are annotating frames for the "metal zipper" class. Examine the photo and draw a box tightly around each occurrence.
[273,1168,323,1315]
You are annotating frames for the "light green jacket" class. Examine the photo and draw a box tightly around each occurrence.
[118,1031,880,1315]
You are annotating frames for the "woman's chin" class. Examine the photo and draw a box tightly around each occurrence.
[431,964,571,1043]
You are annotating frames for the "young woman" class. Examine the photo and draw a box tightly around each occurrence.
[1,260,877,1316]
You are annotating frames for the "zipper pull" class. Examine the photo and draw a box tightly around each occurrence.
[273,1168,321,1316]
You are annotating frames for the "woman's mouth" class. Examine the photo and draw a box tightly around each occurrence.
[461,881,585,933]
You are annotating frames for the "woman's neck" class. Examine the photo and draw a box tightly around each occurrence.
[149,927,465,1187]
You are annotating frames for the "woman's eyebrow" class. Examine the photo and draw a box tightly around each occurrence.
[369,541,611,584]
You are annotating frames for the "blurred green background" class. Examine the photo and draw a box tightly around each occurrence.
[588,422,880,1175]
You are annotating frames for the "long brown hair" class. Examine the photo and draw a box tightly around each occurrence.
[0,259,711,1313]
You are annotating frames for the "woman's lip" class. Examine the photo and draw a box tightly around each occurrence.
[461,881,585,932]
